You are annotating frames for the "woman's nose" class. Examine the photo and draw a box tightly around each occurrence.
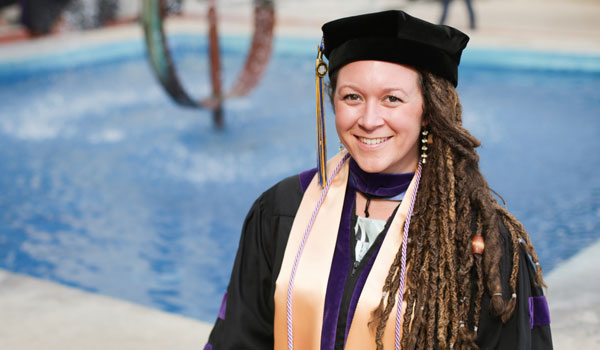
[358,100,384,130]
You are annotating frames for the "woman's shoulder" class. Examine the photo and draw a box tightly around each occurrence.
[254,167,317,218]
[476,214,553,349]
[206,170,317,350]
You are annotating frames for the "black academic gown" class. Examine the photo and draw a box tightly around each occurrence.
[205,173,553,350]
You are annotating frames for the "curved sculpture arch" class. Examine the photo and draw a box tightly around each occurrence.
[141,0,276,127]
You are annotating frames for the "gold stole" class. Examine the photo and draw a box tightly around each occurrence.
[274,152,418,349]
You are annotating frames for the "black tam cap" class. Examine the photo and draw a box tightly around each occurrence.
[321,10,469,86]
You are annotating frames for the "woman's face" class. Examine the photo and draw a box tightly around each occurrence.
[334,60,424,174]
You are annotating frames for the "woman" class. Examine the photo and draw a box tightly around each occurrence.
[205,10,552,350]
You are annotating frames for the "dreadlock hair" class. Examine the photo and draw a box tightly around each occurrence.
[328,70,546,349]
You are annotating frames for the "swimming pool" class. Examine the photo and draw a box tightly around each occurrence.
[0,34,598,321]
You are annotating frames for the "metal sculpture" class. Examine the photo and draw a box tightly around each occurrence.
[141,0,275,128]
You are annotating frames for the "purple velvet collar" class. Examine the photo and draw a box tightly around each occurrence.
[318,157,416,349]
[348,158,414,198]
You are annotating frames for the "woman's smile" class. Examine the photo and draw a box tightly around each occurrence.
[356,136,392,146]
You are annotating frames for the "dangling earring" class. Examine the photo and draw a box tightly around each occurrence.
[421,129,433,163]
[339,140,345,152]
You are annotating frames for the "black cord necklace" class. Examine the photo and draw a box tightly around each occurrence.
[364,195,372,218]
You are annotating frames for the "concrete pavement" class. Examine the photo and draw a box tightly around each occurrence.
[0,269,212,349]
[545,239,600,349]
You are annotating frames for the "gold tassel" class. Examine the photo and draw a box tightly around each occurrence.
[315,39,328,187]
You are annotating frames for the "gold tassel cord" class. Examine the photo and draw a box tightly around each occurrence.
[316,39,328,187]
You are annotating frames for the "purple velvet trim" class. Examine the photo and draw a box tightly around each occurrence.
[349,158,413,197]
[218,291,227,320]
[344,157,410,335]
[299,168,318,193]
[203,344,213,350]
[320,185,355,350]
[315,157,414,348]
[345,239,383,339]
[528,296,551,328]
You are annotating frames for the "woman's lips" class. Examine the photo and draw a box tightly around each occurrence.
[357,136,391,145]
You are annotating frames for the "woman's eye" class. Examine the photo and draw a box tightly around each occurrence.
[343,94,361,102]
[385,95,403,103]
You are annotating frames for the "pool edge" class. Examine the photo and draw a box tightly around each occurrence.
[0,268,212,350]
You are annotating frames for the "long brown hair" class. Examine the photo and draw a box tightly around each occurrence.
[329,70,545,349]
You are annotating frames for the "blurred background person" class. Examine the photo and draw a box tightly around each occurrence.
[440,0,476,30]
[20,0,71,36]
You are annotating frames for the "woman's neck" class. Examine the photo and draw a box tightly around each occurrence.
[355,192,400,220]
[348,158,414,220]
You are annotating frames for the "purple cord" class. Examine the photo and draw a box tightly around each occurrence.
[394,161,422,350]
[286,153,350,349]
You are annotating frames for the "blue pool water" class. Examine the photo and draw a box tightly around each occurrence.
[0,35,599,322]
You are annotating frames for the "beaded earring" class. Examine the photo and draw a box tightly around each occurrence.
[420,129,433,163]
